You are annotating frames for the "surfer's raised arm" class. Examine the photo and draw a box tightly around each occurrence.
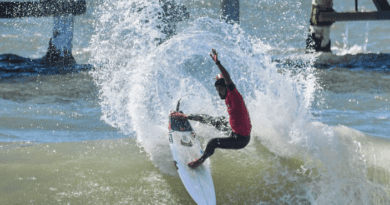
[210,49,234,90]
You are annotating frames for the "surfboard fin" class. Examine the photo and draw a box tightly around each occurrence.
[174,161,178,170]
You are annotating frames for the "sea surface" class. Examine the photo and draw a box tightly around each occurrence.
[1,0,390,204]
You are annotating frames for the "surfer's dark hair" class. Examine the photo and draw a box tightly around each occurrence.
[214,78,226,87]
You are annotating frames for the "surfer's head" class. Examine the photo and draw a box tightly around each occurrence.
[214,74,227,100]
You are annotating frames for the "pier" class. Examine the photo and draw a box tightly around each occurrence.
[0,0,86,67]
[306,0,390,53]
[1,0,389,70]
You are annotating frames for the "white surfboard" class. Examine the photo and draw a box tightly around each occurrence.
[168,111,216,205]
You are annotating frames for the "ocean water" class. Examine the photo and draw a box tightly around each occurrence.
[1,0,390,204]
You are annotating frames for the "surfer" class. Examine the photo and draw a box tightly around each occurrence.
[187,48,252,169]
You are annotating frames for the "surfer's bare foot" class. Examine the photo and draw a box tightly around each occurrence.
[187,158,205,169]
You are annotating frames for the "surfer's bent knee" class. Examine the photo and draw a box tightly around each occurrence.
[231,132,250,149]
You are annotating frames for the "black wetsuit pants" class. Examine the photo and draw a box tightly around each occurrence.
[187,114,250,159]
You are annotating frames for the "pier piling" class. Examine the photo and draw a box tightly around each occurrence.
[0,0,86,67]
[306,0,333,53]
[306,0,390,53]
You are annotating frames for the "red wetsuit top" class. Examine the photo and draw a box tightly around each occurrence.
[225,85,252,136]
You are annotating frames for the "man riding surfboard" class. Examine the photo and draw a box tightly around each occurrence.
[187,48,252,169]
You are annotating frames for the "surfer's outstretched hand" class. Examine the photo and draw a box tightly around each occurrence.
[187,114,203,121]
[210,49,219,63]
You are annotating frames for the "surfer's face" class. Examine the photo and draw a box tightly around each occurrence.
[215,85,227,100]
